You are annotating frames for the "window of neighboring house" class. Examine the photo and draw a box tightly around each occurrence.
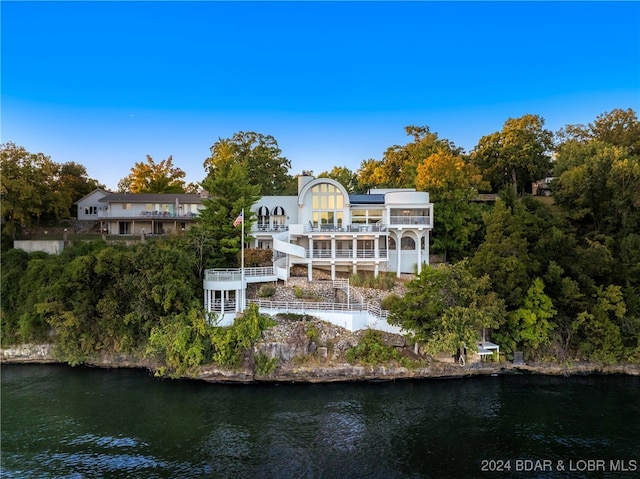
[84,206,97,215]
[122,203,131,210]
[388,238,397,250]
[119,222,131,235]
[310,183,344,227]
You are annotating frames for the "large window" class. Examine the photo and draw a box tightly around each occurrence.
[351,209,382,225]
[310,183,344,227]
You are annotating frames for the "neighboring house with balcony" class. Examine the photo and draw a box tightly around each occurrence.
[75,190,208,235]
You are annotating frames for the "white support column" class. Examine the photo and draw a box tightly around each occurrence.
[416,232,423,275]
[396,232,402,277]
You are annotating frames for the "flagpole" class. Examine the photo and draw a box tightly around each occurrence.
[241,208,245,312]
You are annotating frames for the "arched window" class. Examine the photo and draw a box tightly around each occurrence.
[272,206,286,229]
[388,237,396,250]
[310,183,344,227]
[401,237,415,250]
[257,206,270,230]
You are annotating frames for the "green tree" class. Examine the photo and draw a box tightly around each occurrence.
[552,141,640,236]
[558,108,640,155]
[1,143,100,239]
[118,155,188,193]
[211,303,275,368]
[471,114,554,195]
[572,285,626,363]
[470,198,532,308]
[199,156,261,268]
[317,166,359,193]
[146,309,216,378]
[204,131,296,196]
[494,277,557,357]
[415,150,489,262]
[389,260,505,356]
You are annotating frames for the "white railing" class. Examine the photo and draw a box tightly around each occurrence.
[204,267,275,282]
[252,224,289,232]
[98,211,200,219]
[304,224,388,233]
[306,249,388,259]
[250,298,389,320]
[389,215,431,226]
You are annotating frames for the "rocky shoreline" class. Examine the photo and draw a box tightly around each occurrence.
[3,342,639,383]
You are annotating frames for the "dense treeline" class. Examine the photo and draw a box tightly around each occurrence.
[1,108,639,370]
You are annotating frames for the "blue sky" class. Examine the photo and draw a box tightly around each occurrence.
[2,1,639,191]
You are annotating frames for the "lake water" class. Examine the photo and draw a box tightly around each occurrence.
[1,364,639,478]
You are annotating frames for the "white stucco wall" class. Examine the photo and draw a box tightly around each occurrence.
[14,240,65,255]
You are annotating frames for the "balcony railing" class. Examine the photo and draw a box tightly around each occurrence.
[97,210,200,219]
[389,215,431,226]
[306,249,388,259]
[252,224,289,232]
[304,224,387,233]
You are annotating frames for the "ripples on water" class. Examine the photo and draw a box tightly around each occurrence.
[1,364,639,478]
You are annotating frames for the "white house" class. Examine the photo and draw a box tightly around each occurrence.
[204,174,433,328]
[250,174,433,280]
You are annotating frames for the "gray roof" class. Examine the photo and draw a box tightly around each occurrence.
[99,193,205,203]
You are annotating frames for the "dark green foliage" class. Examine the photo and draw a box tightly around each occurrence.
[257,284,276,298]
[389,260,505,355]
[255,353,278,375]
[146,309,215,378]
[1,239,202,364]
[211,303,275,369]
[346,330,401,365]
[198,158,261,269]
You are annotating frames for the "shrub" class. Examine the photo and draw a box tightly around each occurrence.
[346,330,401,365]
[380,293,402,311]
[258,284,276,298]
[255,353,278,375]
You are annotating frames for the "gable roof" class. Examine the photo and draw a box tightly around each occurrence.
[74,188,111,205]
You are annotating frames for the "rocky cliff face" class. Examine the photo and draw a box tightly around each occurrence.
[4,338,639,383]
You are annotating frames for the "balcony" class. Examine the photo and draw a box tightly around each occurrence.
[304,224,387,234]
[388,215,431,227]
[307,249,388,259]
[97,210,200,219]
[252,224,289,233]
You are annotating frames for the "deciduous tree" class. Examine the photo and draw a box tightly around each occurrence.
[389,260,505,356]
[118,155,188,193]
[204,131,296,196]
[471,114,554,195]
